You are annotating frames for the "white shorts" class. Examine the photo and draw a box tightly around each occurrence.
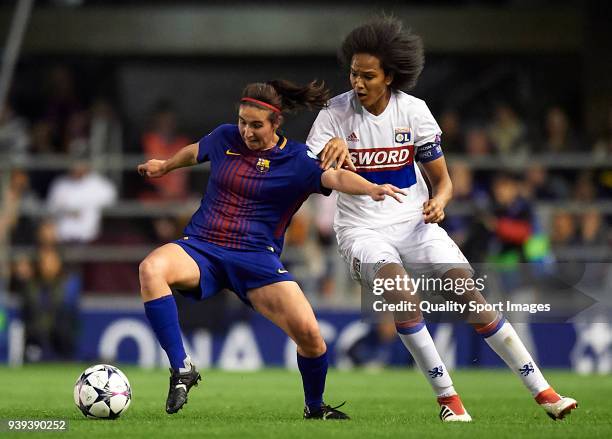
[336,218,472,289]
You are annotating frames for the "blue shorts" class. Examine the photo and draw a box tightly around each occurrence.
[173,236,294,307]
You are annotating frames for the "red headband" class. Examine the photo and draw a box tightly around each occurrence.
[240,97,281,114]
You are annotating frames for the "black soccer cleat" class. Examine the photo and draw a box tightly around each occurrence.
[303,402,350,420]
[165,363,202,414]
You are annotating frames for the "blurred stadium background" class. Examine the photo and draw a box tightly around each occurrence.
[0,0,610,376]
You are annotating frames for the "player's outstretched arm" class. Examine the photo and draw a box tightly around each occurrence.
[137,143,199,178]
[319,137,357,171]
[321,168,405,202]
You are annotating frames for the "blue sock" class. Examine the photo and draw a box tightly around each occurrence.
[297,350,328,411]
[144,295,187,370]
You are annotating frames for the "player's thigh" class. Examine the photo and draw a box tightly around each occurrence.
[139,243,200,289]
[248,281,321,343]
[336,226,402,289]
[399,222,472,276]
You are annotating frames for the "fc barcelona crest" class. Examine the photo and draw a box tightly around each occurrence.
[256,158,270,173]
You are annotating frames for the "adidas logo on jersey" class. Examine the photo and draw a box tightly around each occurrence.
[346,132,359,142]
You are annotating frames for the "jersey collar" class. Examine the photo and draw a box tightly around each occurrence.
[240,133,287,156]
[355,91,396,121]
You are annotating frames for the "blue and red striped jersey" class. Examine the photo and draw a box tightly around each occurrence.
[183,124,330,253]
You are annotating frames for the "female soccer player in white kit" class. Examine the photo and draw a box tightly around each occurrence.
[307,17,577,422]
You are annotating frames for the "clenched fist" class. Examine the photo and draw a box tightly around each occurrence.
[137,159,167,178]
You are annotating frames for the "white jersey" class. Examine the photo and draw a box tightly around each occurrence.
[307,90,443,228]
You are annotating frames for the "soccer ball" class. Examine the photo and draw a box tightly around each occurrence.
[74,364,132,419]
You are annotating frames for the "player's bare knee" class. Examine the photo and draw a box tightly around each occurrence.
[294,323,325,356]
[138,257,168,296]
[139,257,166,280]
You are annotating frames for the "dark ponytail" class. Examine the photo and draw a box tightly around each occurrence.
[266,79,329,112]
[240,79,329,123]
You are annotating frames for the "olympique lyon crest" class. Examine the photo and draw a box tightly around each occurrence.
[394,127,412,144]
[256,158,270,173]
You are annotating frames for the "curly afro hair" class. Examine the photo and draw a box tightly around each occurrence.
[339,16,424,91]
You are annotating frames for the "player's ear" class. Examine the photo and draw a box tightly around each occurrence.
[272,115,283,131]
[384,72,394,87]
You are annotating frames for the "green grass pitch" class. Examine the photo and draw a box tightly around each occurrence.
[0,365,610,438]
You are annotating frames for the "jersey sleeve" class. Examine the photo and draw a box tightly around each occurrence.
[306,108,337,156]
[414,102,444,163]
[296,148,332,196]
[197,124,233,163]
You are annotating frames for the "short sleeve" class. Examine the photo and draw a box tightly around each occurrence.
[296,148,332,196]
[197,124,233,163]
[413,102,444,163]
[306,109,337,156]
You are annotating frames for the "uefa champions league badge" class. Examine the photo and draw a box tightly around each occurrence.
[394,127,411,144]
[434,133,442,146]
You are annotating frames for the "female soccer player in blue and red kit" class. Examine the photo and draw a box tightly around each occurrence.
[137,80,404,419]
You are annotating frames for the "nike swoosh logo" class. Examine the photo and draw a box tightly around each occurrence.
[277,268,288,274]
[226,149,241,156]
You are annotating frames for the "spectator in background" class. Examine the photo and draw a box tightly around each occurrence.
[29,121,58,154]
[0,102,30,163]
[47,161,117,243]
[488,172,534,263]
[64,110,90,156]
[65,98,124,160]
[11,245,81,362]
[464,125,491,156]
[8,169,40,245]
[60,97,125,188]
[44,65,83,152]
[578,209,606,245]
[150,216,181,244]
[523,164,569,200]
[1,168,41,247]
[0,170,23,261]
[438,109,464,153]
[140,100,190,201]
[543,106,581,152]
[488,103,529,156]
[36,219,59,249]
[486,172,544,294]
[572,170,598,202]
[549,210,577,260]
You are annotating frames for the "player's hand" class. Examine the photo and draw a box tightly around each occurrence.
[423,197,446,223]
[137,159,167,178]
[320,137,356,171]
[369,184,406,203]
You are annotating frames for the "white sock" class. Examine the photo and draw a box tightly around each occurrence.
[178,355,193,374]
[481,319,549,396]
[396,321,456,398]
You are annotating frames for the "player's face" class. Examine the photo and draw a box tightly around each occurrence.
[238,106,280,151]
[350,53,393,116]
